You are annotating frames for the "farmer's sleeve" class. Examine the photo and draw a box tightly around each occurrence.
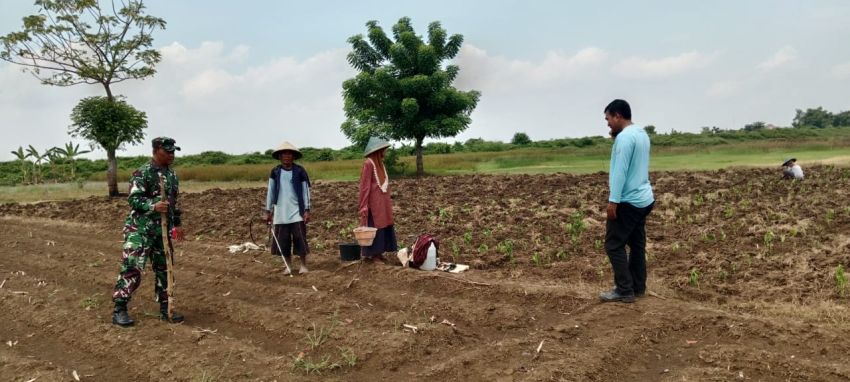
[265,177,274,211]
[127,170,156,215]
[171,173,182,227]
[358,160,372,225]
[608,135,633,204]
[303,181,311,210]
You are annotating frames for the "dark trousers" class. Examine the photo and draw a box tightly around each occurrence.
[270,222,309,259]
[605,202,654,295]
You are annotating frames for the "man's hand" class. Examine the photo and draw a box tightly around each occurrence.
[153,200,169,213]
[606,202,618,221]
[171,227,185,242]
[303,211,311,223]
[264,210,273,224]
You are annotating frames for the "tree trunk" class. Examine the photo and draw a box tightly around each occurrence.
[107,148,119,197]
[415,137,424,177]
[104,83,119,196]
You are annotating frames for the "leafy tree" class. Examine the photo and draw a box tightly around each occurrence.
[341,17,481,176]
[9,146,31,184]
[644,125,657,135]
[53,141,91,180]
[511,132,532,145]
[1,0,165,195]
[833,111,850,127]
[743,121,766,131]
[69,96,147,193]
[793,107,833,129]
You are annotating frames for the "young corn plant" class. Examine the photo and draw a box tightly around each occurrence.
[836,264,848,297]
[531,252,543,266]
[763,230,775,251]
[826,209,836,225]
[563,211,587,245]
[688,268,700,288]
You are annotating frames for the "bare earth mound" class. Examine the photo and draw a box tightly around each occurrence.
[1,166,849,381]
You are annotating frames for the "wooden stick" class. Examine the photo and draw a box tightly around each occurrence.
[335,259,362,272]
[427,273,491,286]
[648,291,667,300]
[159,174,175,322]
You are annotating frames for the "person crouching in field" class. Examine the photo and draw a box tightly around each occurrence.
[358,137,398,263]
[782,158,804,180]
[265,142,312,275]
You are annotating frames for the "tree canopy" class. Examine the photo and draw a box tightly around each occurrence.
[341,17,480,176]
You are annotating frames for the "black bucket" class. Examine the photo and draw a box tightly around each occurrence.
[339,242,361,261]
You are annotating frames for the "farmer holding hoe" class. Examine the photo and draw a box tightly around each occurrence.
[599,100,655,303]
[265,142,312,275]
[111,137,185,326]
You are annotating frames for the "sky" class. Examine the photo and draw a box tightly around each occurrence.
[1,0,849,161]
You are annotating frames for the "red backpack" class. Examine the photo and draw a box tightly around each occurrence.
[410,234,439,268]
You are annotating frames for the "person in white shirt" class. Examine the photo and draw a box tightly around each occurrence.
[781,158,804,180]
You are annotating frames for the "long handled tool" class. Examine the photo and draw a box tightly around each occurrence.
[159,174,176,322]
[268,220,294,277]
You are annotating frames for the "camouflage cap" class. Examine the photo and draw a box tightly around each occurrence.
[152,137,181,152]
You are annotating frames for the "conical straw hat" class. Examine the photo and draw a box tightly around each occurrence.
[272,141,302,160]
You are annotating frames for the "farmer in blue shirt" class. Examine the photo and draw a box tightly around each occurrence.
[599,99,655,303]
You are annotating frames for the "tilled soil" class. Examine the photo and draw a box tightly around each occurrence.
[1,166,849,381]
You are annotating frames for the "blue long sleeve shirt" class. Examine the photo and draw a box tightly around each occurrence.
[609,124,654,208]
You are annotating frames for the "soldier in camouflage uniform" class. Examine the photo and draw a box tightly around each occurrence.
[112,137,186,326]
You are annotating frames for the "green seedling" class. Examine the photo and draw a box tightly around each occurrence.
[531,253,542,266]
[339,347,357,367]
[463,231,473,245]
[688,268,700,287]
[836,264,848,297]
[477,244,488,254]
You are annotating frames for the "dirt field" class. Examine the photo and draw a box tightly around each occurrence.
[2,166,850,381]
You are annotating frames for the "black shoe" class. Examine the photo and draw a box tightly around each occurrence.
[112,304,135,327]
[635,291,646,298]
[160,303,185,323]
[599,289,636,303]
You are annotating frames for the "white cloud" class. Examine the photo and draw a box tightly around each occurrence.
[831,61,850,79]
[454,44,607,91]
[612,51,715,79]
[757,46,797,70]
[706,80,739,97]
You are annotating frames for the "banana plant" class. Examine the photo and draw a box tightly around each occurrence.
[54,142,91,180]
[9,146,30,185]
[25,145,48,184]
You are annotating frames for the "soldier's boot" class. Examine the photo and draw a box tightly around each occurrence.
[159,302,185,323]
[112,302,135,327]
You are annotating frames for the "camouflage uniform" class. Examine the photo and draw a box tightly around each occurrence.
[112,161,181,305]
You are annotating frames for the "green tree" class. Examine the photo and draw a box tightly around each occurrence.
[833,110,850,127]
[511,132,532,145]
[1,0,165,195]
[792,107,833,129]
[743,121,766,131]
[69,96,147,191]
[53,141,91,180]
[341,17,481,176]
[644,125,657,135]
[9,146,31,185]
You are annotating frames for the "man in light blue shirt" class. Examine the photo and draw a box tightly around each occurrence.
[599,99,655,303]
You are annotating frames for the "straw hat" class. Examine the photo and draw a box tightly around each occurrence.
[363,136,391,157]
[782,157,796,167]
[271,141,302,160]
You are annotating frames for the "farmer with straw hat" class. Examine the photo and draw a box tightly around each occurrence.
[111,137,185,326]
[357,137,398,262]
[781,157,804,180]
[265,141,312,274]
